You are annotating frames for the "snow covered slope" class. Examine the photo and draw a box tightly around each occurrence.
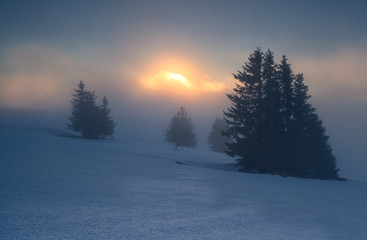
[1,110,367,239]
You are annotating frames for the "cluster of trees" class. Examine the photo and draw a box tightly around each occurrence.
[224,48,340,179]
[67,48,341,180]
[67,81,115,139]
[165,107,230,152]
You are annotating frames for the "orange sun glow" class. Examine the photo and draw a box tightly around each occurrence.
[139,56,228,98]
[141,71,197,96]
[165,72,196,89]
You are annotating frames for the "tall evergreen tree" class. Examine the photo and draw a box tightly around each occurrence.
[208,116,229,152]
[67,81,115,139]
[224,48,263,170]
[278,55,295,173]
[166,107,197,150]
[279,55,294,128]
[292,74,339,179]
[261,49,283,172]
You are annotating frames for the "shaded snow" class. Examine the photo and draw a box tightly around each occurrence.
[1,110,367,239]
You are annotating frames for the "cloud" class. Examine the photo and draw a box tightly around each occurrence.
[0,44,132,110]
[292,48,367,104]
[0,44,81,109]
[0,43,233,111]
[199,74,228,93]
[140,70,229,98]
[292,48,367,180]
[141,71,198,91]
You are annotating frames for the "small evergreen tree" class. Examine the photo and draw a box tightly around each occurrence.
[67,81,115,139]
[208,116,229,152]
[166,107,197,150]
[98,96,116,139]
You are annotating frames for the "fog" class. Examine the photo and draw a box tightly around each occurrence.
[1,0,367,182]
[292,49,367,181]
[1,43,367,181]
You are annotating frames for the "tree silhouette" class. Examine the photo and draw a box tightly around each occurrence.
[98,96,116,138]
[292,74,339,179]
[224,48,340,179]
[208,116,229,152]
[261,49,283,172]
[278,55,295,174]
[67,81,115,139]
[225,48,263,170]
[166,107,197,150]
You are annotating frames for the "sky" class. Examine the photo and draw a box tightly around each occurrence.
[0,0,367,180]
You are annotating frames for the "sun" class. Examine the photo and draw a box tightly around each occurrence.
[141,70,197,94]
[166,72,196,89]
[138,55,228,98]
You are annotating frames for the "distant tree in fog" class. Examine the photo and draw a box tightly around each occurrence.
[208,116,229,152]
[166,107,197,150]
[67,81,115,139]
[97,96,116,138]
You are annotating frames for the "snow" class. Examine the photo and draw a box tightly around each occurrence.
[1,109,367,239]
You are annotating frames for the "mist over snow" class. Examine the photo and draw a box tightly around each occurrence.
[1,45,367,182]
[1,108,367,239]
[1,1,367,238]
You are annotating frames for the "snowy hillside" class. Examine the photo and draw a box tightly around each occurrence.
[1,109,367,240]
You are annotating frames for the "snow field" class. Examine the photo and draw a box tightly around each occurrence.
[1,115,367,239]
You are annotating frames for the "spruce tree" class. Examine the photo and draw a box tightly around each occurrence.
[279,55,294,128]
[208,116,229,152]
[224,48,263,170]
[292,74,339,179]
[166,107,197,150]
[278,55,295,173]
[98,96,116,139]
[67,81,98,138]
[261,49,283,172]
[67,81,115,139]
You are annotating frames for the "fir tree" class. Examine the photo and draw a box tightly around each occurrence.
[98,96,116,139]
[224,48,263,170]
[278,55,295,173]
[279,55,294,128]
[166,107,197,150]
[261,49,283,172]
[67,81,98,138]
[208,116,229,152]
[292,74,339,179]
[67,81,115,139]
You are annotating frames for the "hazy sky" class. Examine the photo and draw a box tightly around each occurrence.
[0,0,367,180]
